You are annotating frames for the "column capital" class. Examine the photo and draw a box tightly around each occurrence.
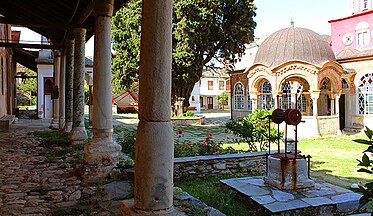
[72,28,87,35]
[310,90,321,100]
[94,0,114,17]
[54,50,61,57]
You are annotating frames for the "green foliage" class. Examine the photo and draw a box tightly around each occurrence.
[225,109,281,152]
[174,130,240,157]
[354,127,373,209]
[172,111,198,118]
[216,92,229,109]
[112,0,256,107]
[114,126,137,159]
[33,130,71,147]
[176,177,252,215]
[18,69,37,106]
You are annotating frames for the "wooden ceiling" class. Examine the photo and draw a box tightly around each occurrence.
[0,0,127,46]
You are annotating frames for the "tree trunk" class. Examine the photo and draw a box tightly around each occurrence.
[171,83,194,116]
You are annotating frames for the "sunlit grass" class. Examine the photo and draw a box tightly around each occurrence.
[298,132,373,185]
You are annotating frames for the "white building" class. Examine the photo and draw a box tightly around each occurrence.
[36,49,93,118]
[189,69,231,113]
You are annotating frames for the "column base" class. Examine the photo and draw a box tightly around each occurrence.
[50,118,60,129]
[120,199,186,216]
[64,122,73,133]
[80,138,122,182]
[70,126,88,144]
[59,118,65,130]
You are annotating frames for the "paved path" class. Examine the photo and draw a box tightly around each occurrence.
[0,120,114,215]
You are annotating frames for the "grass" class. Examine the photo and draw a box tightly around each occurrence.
[175,177,252,216]
[298,132,373,185]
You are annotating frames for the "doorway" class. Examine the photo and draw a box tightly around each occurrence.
[44,77,53,118]
[339,94,345,130]
[207,97,213,109]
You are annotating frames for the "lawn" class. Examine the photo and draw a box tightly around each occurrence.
[298,132,373,185]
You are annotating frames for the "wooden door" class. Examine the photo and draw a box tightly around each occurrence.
[207,97,213,109]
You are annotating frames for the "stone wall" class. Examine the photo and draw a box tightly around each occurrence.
[171,116,205,126]
[174,152,266,180]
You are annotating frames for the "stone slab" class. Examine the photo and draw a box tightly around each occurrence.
[251,195,276,205]
[331,193,362,212]
[301,197,334,207]
[272,190,295,202]
[264,200,310,213]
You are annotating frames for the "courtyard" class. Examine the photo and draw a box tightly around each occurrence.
[0,110,371,215]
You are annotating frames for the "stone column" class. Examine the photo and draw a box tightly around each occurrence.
[70,28,88,144]
[59,52,66,129]
[121,0,176,214]
[81,0,121,182]
[50,50,61,128]
[64,39,74,133]
[335,92,342,135]
[250,92,258,110]
[311,91,320,136]
[330,94,335,115]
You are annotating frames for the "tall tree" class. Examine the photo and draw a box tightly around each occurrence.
[112,0,256,114]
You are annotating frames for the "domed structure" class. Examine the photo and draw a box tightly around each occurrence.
[254,27,336,68]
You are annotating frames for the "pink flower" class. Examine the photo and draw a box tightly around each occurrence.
[178,129,183,134]
[185,143,189,147]
[207,132,212,139]
[213,151,220,155]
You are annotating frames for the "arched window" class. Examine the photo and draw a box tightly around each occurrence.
[259,81,274,110]
[296,84,306,113]
[247,85,252,111]
[281,81,292,109]
[358,73,373,115]
[234,83,245,110]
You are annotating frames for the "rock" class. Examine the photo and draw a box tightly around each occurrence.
[68,190,82,201]
[100,181,133,201]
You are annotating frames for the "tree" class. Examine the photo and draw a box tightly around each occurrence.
[112,0,256,115]
[216,91,229,110]
[18,69,37,106]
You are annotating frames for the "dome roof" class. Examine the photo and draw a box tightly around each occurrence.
[253,27,336,69]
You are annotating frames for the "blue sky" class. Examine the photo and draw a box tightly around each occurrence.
[254,0,349,38]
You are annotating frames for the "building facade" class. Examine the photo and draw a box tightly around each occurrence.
[189,69,231,113]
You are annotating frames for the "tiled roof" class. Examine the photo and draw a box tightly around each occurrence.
[254,27,336,69]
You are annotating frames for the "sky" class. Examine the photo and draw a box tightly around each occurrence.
[254,0,349,39]
[13,0,351,57]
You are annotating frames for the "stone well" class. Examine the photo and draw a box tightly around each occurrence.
[264,153,315,190]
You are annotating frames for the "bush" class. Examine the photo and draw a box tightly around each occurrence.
[174,130,240,157]
[225,109,282,152]
[354,127,373,210]
[114,127,136,159]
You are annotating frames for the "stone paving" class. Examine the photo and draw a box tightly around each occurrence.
[0,118,226,216]
[221,176,365,215]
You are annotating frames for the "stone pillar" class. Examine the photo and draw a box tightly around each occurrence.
[250,92,258,110]
[121,0,176,214]
[64,39,74,133]
[81,0,121,182]
[304,94,311,116]
[335,92,342,135]
[272,92,280,108]
[311,91,320,136]
[70,28,88,144]
[330,94,335,115]
[59,52,66,129]
[50,50,61,128]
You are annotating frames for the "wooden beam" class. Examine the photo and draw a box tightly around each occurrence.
[0,42,62,49]
[77,0,95,24]
[0,17,88,29]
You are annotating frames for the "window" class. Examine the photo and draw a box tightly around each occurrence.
[358,73,373,115]
[234,83,245,110]
[259,81,274,110]
[357,30,369,46]
[226,80,231,91]
[356,21,370,47]
[364,0,368,9]
[281,81,292,110]
[219,80,225,90]
[208,81,213,90]
[247,85,252,111]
